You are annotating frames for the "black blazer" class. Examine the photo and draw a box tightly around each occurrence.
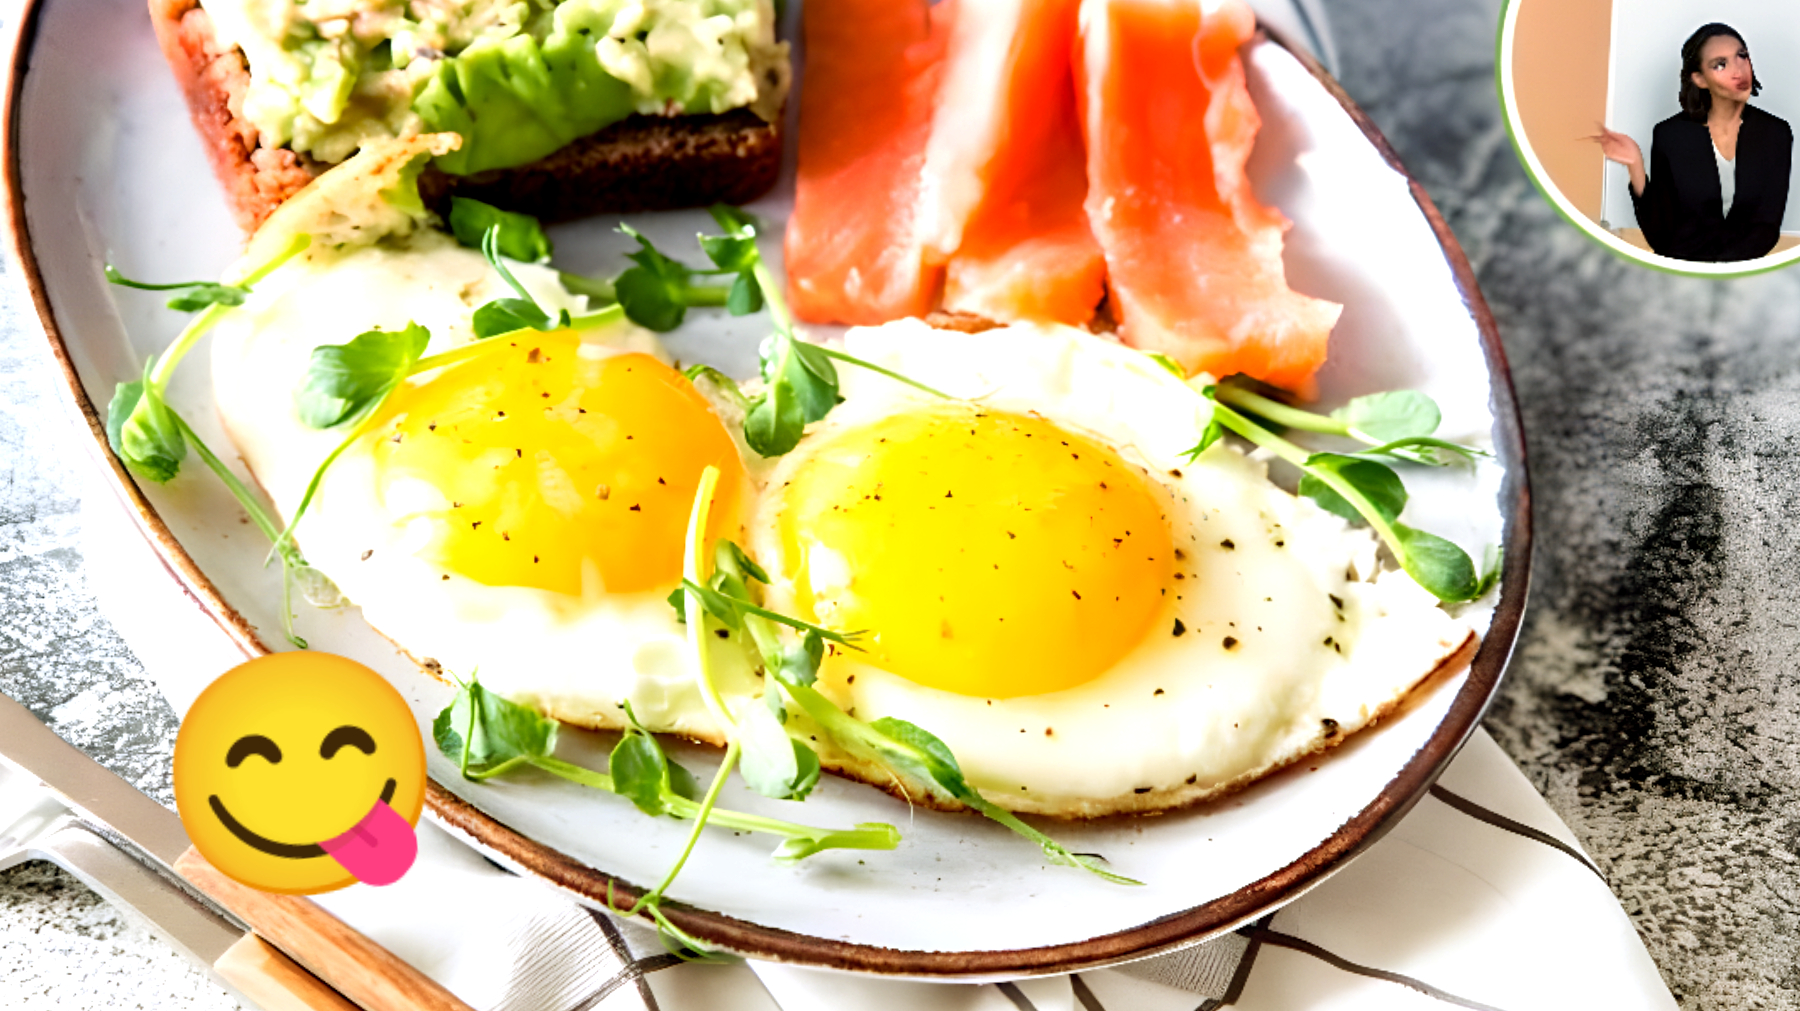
[1629,104,1793,262]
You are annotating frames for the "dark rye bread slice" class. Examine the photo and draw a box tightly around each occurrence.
[149,0,782,231]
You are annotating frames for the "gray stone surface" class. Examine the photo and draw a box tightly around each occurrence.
[1326,0,1800,1007]
[2,0,1798,1007]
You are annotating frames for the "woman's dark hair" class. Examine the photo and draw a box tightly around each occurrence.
[1680,23,1761,119]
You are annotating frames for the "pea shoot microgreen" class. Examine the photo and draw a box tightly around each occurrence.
[626,206,954,457]
[611,224,733,331]
[433,673,889,854]
[1189,381,1499,603]
[1210,377,1488,466]
[447,197,553,263]
[103,266,248,312]
[103,233,320,644]
[472,225,572,337]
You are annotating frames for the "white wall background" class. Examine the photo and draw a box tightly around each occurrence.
[1601,0,1800,232]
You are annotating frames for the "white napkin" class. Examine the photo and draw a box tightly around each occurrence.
[75,462,1678,1011]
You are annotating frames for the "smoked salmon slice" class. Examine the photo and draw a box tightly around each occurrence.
[1078,0,1340,396]
[786,0,952,325]
[925,0,1105,326]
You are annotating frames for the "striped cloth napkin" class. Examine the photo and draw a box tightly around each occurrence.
[79,469,1677,1011]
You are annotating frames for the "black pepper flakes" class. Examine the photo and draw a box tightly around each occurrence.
[1172,618,1187,637]
[629,504,642,512]
[1321,718,1340,738]
[1223,636,1239,650]
[360,549,373,561]
[1133,787,1152,795]
[1153,688,1165,696]
[1220,539,1235,550]
[714,629,730,639]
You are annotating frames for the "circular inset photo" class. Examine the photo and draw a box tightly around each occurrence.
[1499,0,1800,275]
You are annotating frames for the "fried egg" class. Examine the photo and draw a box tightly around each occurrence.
[746,319,1475,817]
[210,231,765,742]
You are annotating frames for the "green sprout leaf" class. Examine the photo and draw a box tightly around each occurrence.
[438,675,559,779]
[1331,390,1440,443]
[717,540,770,586]
[103,265,247,312]
[110,362,186,484]
[726,272,764,316]
[557,270,618,304]
[704,205,766,316]
[744,334,840,457]
[473,225,569,337]
[699,232,759,275]
[1391,523,1480,601]
[615,225,699,332]
[473,299,559,338]
[771,824,901,863]
[737,701,822,801]
[1182,418,1225,461]
[682,364,752,414]
[1356,435,1488,467]
[294,322,431,429]
[1298,453,1407,524]
[612,703,680,816]
[448,197,553,263]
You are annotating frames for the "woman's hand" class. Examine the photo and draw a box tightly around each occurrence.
[1587,125,1646,195]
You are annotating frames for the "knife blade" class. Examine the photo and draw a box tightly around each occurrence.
[0,689,468,1011]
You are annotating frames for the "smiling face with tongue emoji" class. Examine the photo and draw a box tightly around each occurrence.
[174,652,426,895]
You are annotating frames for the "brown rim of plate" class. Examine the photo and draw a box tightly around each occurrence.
[1,6,1532,980]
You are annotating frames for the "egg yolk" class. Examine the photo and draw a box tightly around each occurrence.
[775,406,1174,698]
[370,336,745,596]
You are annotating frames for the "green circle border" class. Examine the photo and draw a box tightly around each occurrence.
[1494,0,1800,279]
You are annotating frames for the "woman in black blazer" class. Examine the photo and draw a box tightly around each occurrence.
[1593,23,1793,263]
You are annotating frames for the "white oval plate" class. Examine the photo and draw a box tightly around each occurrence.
[4,0,1529,978]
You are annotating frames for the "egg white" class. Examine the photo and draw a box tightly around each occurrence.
[749,320,1476,817]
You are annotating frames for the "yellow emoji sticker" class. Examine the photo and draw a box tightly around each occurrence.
[174,652,425,894]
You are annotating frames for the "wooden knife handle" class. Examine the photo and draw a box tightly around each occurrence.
[176,846,475,1011]
[214,934,360,1011]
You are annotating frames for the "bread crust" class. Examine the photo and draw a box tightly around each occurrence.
[149,0,322,231]
[149,0,782,231]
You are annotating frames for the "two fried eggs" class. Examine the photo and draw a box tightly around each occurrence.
[209,233,1474,819]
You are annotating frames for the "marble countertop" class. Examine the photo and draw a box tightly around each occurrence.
[4,0,1798,1006]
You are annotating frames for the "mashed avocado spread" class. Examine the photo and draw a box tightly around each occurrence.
[202,0,788,173]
